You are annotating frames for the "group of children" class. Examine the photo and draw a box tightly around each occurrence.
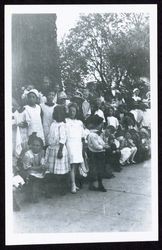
[12,85,151,210]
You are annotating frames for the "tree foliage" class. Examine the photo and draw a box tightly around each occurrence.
[59,13,150,95]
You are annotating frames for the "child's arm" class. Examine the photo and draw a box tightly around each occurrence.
[22,153,32,170]
[57,143,64,159]
[116,118,119,129]
[40,105,43,123]
[129,139,135,147]
[47,124,55,145]
[89,133,105,151]
[57,123,66,159]
[23,153,43,171]
[24,107,31,127]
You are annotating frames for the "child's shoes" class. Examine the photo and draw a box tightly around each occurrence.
[71,184,77,194]
[89,185,98,191]
[98,185,107,192]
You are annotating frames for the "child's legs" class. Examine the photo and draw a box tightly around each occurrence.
[120,148,131,164]
[70,164,77,186]
[87,150,97,187]
[43,174,53,197]
[13,190,20,211]
[30,176,40,201]
[104,149,114,175]
[129,147,137,161]
[96,152,105,187]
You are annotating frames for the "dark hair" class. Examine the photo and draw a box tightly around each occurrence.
[106,125,116,134]
[68,102,79,118]
[85,114,103,128]
[108,134,115,143]
[28,132,44,147]
[123,115,134,129]
[125,131,131,138]
[108,106,114,114]
[46,88,56,96]
[68,102,78,110]
[53,105,66,122]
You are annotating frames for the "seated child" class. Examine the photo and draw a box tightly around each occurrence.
[101,125,120,174]
[138,131,151,162]
[119,131,137,165]
[105,134,121,172]
[22,133,48,203]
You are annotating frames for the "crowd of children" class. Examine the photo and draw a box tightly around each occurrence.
[12,81,151,211]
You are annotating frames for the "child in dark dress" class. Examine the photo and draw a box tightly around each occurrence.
[86,115,108,192]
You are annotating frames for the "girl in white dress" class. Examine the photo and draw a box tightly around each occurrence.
[40,90,57,145]
[24,89,45,144]
[13,104,29,154]
[45,105,70,175]
[66,103,85,193]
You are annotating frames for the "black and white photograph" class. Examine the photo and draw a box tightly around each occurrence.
[5,4,158,245]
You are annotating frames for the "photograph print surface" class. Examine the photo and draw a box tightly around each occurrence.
[5,4,158,245]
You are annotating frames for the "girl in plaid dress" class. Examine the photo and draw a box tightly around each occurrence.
[45,105,70,175]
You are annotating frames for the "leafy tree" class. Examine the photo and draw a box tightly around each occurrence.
[59,13,150,96]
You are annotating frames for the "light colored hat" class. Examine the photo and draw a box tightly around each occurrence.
[58,91,67,100]
[133,88,139,93]
[28,89,39,98]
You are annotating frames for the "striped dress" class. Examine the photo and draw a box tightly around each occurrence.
[45,121,70,174]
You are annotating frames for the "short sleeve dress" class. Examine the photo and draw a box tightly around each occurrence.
[40,103,56,145]
[45,121,70,174]
[13,109,29,151]
[22,149,46,178]
[25,104,45,143]
[65,118,84,164]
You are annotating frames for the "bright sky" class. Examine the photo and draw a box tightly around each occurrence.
[56,12,81,43]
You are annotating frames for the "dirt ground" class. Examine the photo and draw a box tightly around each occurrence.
[13,160,152,233]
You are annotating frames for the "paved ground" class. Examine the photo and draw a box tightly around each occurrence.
[13,160,152,233]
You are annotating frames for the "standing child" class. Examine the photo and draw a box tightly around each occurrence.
[66,103,85,194]
[25,89,45,144]
[94,98,106,122]
[22,133,47,203]
[86,115,107,192]
[106,107,119,130]
[13,102,29,154]
[40,90,56,145]
[82,89,91,120]
[45,105,70,175]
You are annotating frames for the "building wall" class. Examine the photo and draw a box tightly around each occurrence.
[12,14,61,100]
